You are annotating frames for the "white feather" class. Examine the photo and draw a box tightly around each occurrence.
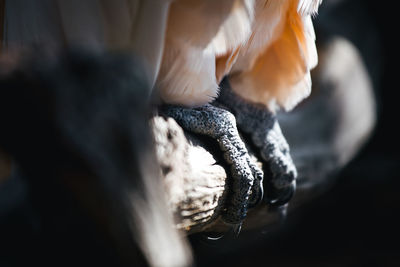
[303,15,318,69]
[157,40,219,107]
[297,0,322,15]
[211,0,255,55]
[158,0,256,107]
[280,71,312,111]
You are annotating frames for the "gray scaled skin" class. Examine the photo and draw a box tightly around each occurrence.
[161,103,264,227]
[217,79,297,212]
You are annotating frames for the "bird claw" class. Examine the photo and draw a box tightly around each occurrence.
[231,222,243,237]
[218,79,297,211]
[202,222,242,243]
[161,104,264,225]
[246,157,264,208]
[259,119,297,209]
[266,177,296,209]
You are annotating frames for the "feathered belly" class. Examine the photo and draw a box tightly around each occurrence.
[157,0,255,107]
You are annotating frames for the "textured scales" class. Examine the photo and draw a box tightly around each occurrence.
[218,80,297,208]
[161,104,263,224]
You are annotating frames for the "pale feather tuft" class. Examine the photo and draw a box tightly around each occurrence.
[159,0,256,107]
[297,0,322,15]
[157,42,219,107]
[212,0,255,55]
[303,15,318,70]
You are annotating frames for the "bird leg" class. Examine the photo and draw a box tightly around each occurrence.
[217,79,297,212]
[161,104,264,225]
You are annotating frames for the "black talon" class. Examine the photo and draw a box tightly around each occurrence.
[266,181,296,208]
[231,222,243,237]
[200,222,242,243]
[248,170,264,208]
[204,232,225,241]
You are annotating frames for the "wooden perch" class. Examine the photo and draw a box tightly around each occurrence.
[151,116,226,233]
[151,116,279,234]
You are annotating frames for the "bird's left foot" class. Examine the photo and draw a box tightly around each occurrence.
[217,79,297,214]
[161,104,263,226]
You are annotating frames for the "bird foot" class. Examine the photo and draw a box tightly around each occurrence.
[217,79,297,212]
[161,104,263,225]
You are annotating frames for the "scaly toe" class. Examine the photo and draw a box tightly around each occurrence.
[216,79,298,211]
[162,104,261,226]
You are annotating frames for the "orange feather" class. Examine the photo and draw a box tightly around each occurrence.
[229,0,318,111]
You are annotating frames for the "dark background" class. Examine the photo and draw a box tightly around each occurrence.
[0,0,398,266]
[192,0,400,266]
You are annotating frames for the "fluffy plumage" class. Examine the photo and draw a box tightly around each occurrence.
[230,0,319,111]
[298,0,323,15]
[158,0,321,111]
[157,0,255,106]
[1,0,321,111]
